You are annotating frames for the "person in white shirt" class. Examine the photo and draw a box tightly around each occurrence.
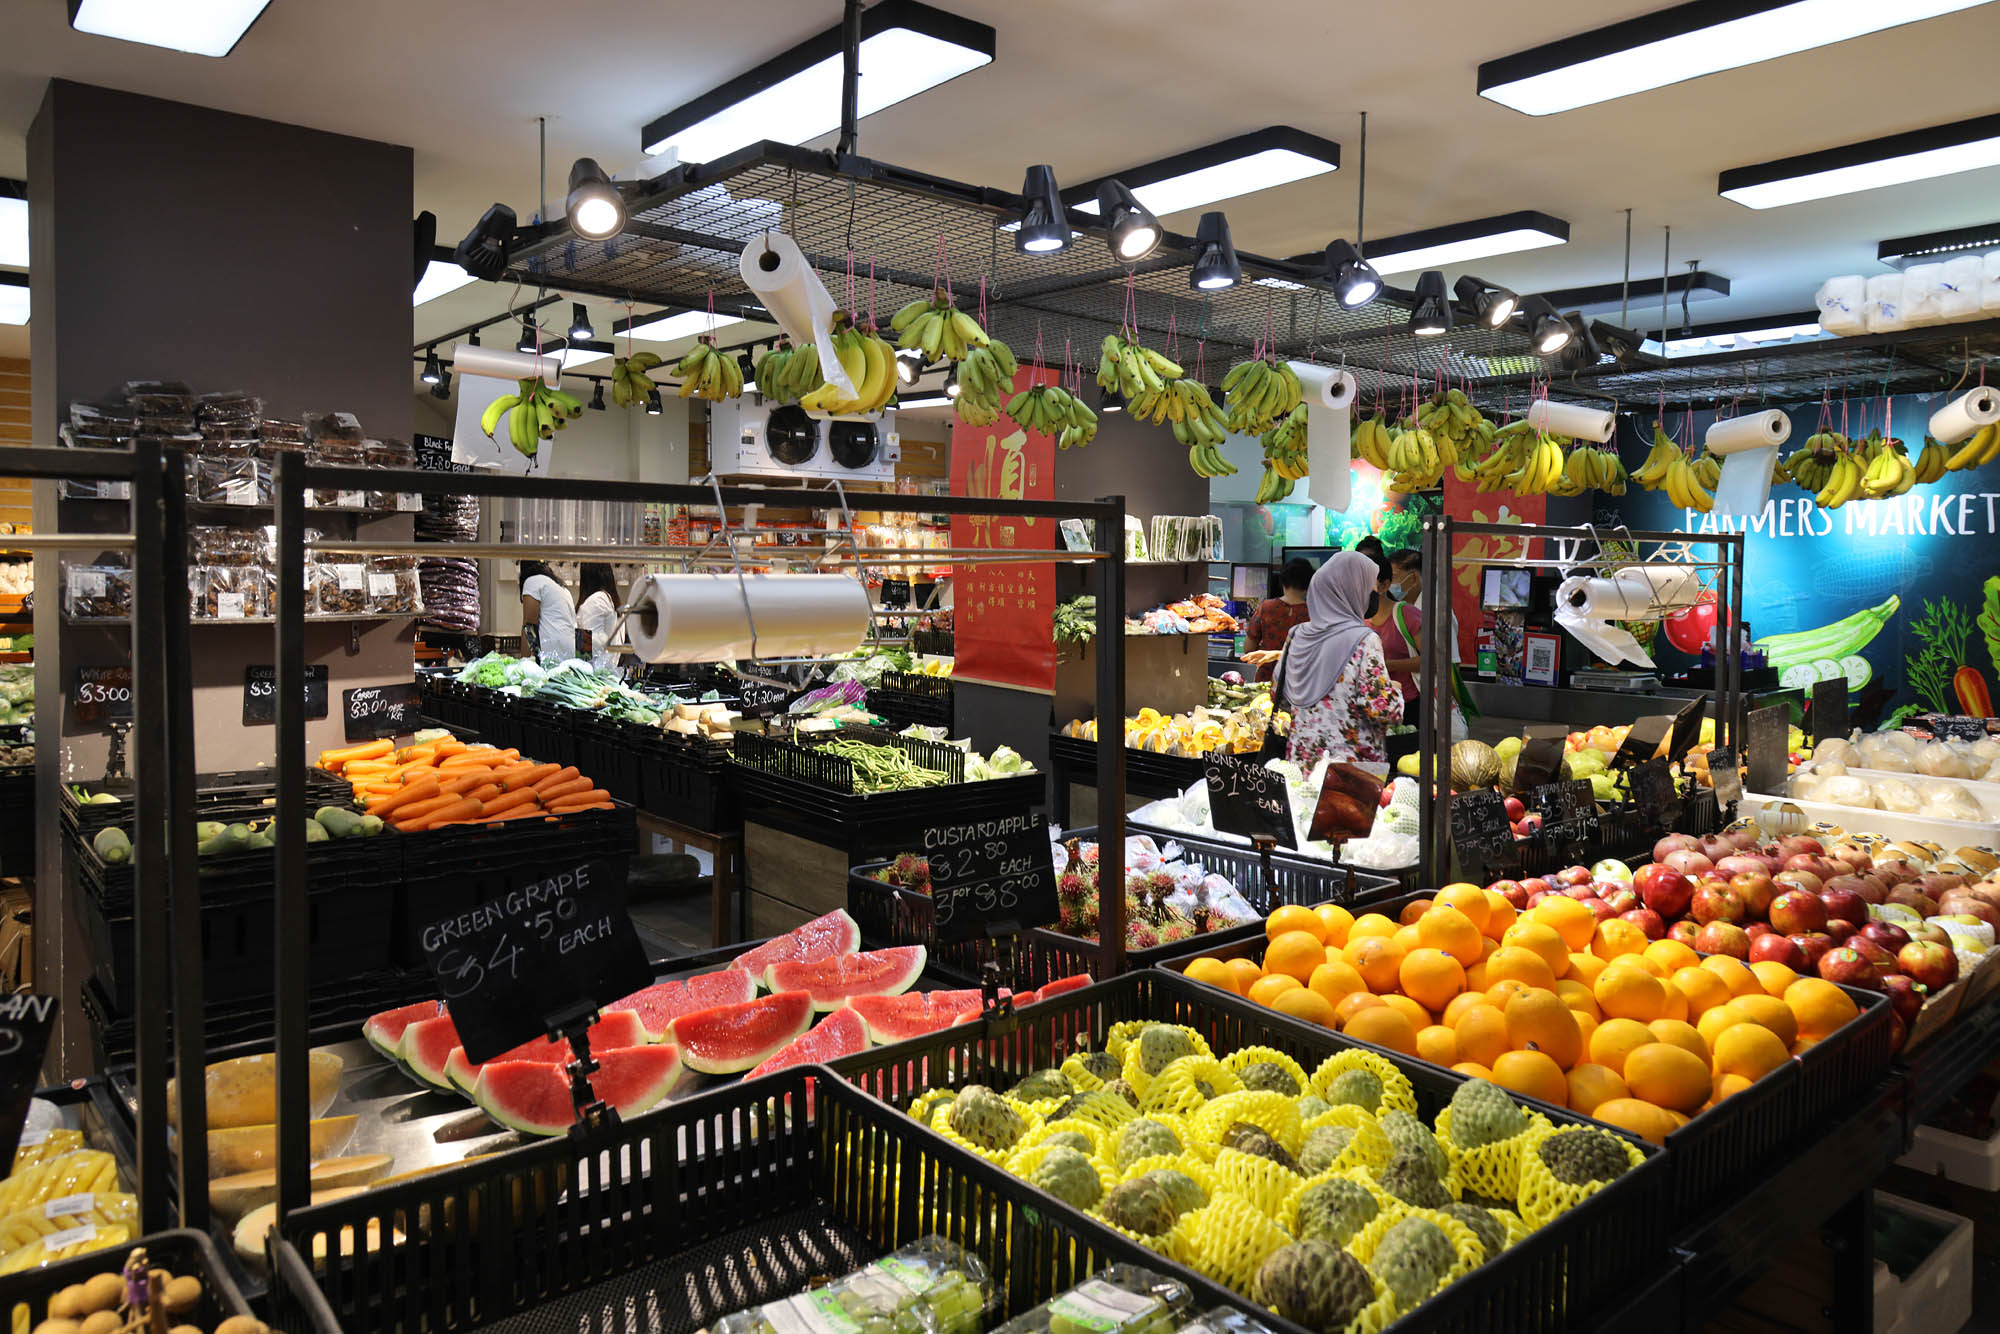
[518,561,575,664]
[575,563,625,672]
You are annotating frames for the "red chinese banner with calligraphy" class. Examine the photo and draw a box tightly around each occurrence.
[1440,474,1547,663]
[949,365,1058,692]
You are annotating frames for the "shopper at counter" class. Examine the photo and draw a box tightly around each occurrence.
[575,563,624,671]
[1243,558,1314,681]
[1389,546,1472,743]
[1365,548,1422,705]
[518,561,575,664]
[1274,550,1404,767]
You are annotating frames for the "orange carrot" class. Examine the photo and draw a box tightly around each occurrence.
[535,777,592,804]
[479,787,540,817]
[548,789,612,811]
[367,777,439,817]
[389,791,460,823]
[500,764,559,792]
[477,807,554,823]
[465,782,502,804]
[530,766,580,794]
[402,796,482,829]
[320,739,393,773]
[439,750,505,769]
[440,770,495,796]
[549,800,613,813]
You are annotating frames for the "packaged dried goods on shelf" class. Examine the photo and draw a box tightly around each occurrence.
[313,559,369,615]
[61,563,131,621]
[256,418,308,462]
[190,526,265,567]
[122,380,194,417]
[193,456,263,507]
[190,564,272,621]
[365,555,422,614]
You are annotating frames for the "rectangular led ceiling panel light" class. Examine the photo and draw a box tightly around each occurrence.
[1064,127,1340,220]
[1720,113,2000,208]
[617,311,748,343]
[1532,271,1731,315]
[413,260,477,307]
[1352,211,1569,276]
[68,0,271,57]
[1479,0,1996,115]
[1877,221,2000,267]
[641,1,994,162]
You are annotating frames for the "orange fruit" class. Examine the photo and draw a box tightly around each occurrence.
[1532,897,1596,951]
[1380,994,1434,1031]
[1588,1017,1657,1076]
[1343,1005,1418,1055]
[1392,924,1422,957]
[1436,883,1491,931]
[1730,994,1800,1048]
[1593,1097,1678,1146]
[1572,1011,1599,1050]
[1266,930,1328,984]
[1492,1049,1568,1106]
[1344,935,1407,993]
[1659,986,1688,1022]
[1453,1004,1512,1068]
[1506,991,1583,1069]
[1267,904,1328,943]
[1442,991,1491,1028]
[1307,958,1368,1010]
[1480,893,1518,940]
[1695,1002,1749,1049]
[1272,986,1338,1028]
[1224,958,1266,994]
[1565,952,1609,987]
[1248,973,1303,1006]
[1399,897,1434,926]
[1669,966,1731,1018]
[1463,958,1490,992]
[1503,921,1569,976]
[1314,903,1356,947]
[1335,991,1389,1027]
[1553,978,1601,1020]
[1452,1061,1496,1081]
[1784,979,1860,1041]
[1566,1063,1629,1116]
[1712,1022,1788,1081]
[1591,919,1649,961]
[1348,912,1398,941]
[1700,955,1761,998]
[1606,952,1666,978]
[1485,945,1558,993]
[1712,1073,1754,1102]
[1595,968,1668,1023]
[1418,905,1485,965]
[1644,939,1700,974]
[1646,1019,1710,1065]
[1415,1025,1459,1066]
[1399,947,1467,1013]
[1624,1042,1712,1113]
[1748,960,1799,999]
[1486,978,1540,1012]
[1183,957,1237,993]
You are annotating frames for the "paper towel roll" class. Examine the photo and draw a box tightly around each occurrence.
[626,572,871,663]
[1556,564,1702,621]
[1929,387,2000,445]
[1305,404,1352,511]
[737,230,853,397]
[1526,398,1615,443]
[1705,409,1790,456]
[452,342,558,386]
[1288,362,1357,411]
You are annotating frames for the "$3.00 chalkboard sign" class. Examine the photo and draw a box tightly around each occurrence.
[343,682,424,741]
[418,860,652,1064]
[72,665,132,725]
[1531,779,1597,848]
[1450,788,1519,881]
[243,665,329,725]
[922,810,1058,945]
[1205,753,1296,848]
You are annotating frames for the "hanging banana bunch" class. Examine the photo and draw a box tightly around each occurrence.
[674,340,744,402]
[1255,403,1309,502]
[1381,416,1447,495]
[1415,388,1492,480]
[955,338,1019,426]
[1221,357,1304,436]
[1912,434,1950,483]
[1098,331,1183,404]
[1006,384,1097,447]
[799,317,899,416]
[890,293,990,363]
[1859,432,1918,499]
[754,340,826,404]
[1946,422,2000,472]
[1663,449,1715,512]
[480,375,582,460]
[1632,421,1680,492]
[610,353,662,409]
[1780,429,1843,494]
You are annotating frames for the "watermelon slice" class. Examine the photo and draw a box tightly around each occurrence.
[729,909,860,984]
[1029,975,1093,1005]
[766,945,926,1011]
[846,988,994,1046]
[395,1014,461,1091]
[605,969,757,1040]
[669,991,814,1074]
[744,1008,870,1117]
[472,1046,684,1136]
[363,1000,443,1060]
[443,1010,652,1095]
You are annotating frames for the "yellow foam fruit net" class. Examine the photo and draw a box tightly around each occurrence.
[1192,1090,1304,1155]
[1104,1021,1153,1065]
[1494,1207,1532,1252]
[7,1133,81,1176]
[1433,1106,1553,1203]
[1209,1146,1307,1218]
[1046,1089,1139,1134]
[909,1087,957,1129]
[1059,1051,1112,1091]
[1347,1205,1486,1316]
[1299,1106,1395,1174]
[1514,1122,1646,1230]
[0,1192,138,1257]
[1310,1050,1417,1116]
[1279,1164,1406,1241]
[1168,1190,1294,1293]
[1007,1140,1119,1205]
[1121,1028,1217,1099]
[1118,1151,1220,1200]
[1221,1045,1310,1095]
[1018,1117,1113,1164]
[1139,1056,1241,1118]
[929,1101,1043,1166]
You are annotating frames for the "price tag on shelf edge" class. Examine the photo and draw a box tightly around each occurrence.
[0,993,58,1173]
[1512,725,1569,794]
[1530,778,1597,848]
[1745,704,1789,795]
[419,860,651,1064]
[922,809,1058,946]
[243,665,329,725]
[1630,757,1682,830]
[1926,714,1992,742]
[342,682,424,741]
[1204,752,1297,848]
[1709,747,1742,807]
[71,665,133,725]
[1809,677,1848,747]
[733,675,794,719]
[1449,789,1518,881]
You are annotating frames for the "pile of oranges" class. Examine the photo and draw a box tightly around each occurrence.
[1180,885,1862,1145]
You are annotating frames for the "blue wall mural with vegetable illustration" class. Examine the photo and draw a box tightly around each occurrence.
[1609,392,2000,728]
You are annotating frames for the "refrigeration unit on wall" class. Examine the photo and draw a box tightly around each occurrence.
[707,398,900,482]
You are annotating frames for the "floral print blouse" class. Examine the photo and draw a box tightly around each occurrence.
[1286,635,1404,768]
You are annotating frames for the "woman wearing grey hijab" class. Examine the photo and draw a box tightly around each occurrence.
[1273,550,1404,767]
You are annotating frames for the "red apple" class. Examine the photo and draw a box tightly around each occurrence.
[1745,921,1775,941]
[1818,947,1881,989]
[1563,880,1599,901]
[1850,935,1896,971]
[1790,932,1835,968]
[1528,890,1559,909]
[1769,889,1828,935]
[1879,973,1924,1026]
[1749,933,1808,969]
[1826,919,1859,944]
[1379,785,1395,808]
[1487,879,1528,909]
[1602,887,1639,914]
[1776,834,1826,861]
[1577,896,1616,922]
[1519,877,1554,898]
[1555,865,1594,888]
[1773,869,1824,898]
[1633,864,1694,919]
[1696,921,1751,959]
[1859,920,1911,953]
[1515,813,1544,837]
[1898,940,1959,990]
[1691,883,1746,925]
[1818,888,1869,929]
[1886,886,1939,918]
[1669,920,1703,948]
[1908,921,1953,948]
[1730,872,1778,918]
[1503,796,1526,821]
[1621,907,1666,940]
[1665,849,1716,879]
[1653,833,1699,863]
[1888,1010,1909,1052]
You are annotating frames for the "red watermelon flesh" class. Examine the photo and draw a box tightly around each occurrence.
[669,991,814,1074]
[766,946,926,1011]
[729,910,860,984]
[443,1010,652,1095]
[746,1007,871,1080]
[1030,975,1093,1005]
[363,1000,443,1060]
[846,988,994,1046]
[472,1046,684,1136]
[605,969,756,1040]
[396,1013,462,1090]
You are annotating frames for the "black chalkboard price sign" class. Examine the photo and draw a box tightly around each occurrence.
[922,809,1058,945]
[1745,704,1789,794]
[1708,747,1742,807]
[1531,778,1597,848]
[1205,753,1296,848]
[1667,695,1709,766]
[342,682,424,741]
[1809,678,1848,746]
[243,665,329,725]
[1450,789,1519,880]
[1925,714,1989,742]
[420,859,652,1064]
[734,676,794,719]
[1630,757,1682,830]
[1513,726,1569,793]
[72,665,132,725]
[0,992,59,1172]
[1610,715,1675,772]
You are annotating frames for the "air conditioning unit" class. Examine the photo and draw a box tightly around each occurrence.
[708,398,900,482]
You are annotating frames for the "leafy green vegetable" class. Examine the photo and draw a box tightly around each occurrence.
[1054,595,1098,645]
[1906,596,1973,714]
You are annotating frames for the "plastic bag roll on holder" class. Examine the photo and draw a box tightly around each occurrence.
[1554,563,1704,669]
[1285,362,1356,510]
[1705,409,1791,517]
[1930,387,2000,446]
[738,230,855,398]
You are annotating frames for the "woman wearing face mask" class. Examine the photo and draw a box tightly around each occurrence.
[1387,547,1473,742]
[1363,547,1421,706]
[1273,551,1404,767]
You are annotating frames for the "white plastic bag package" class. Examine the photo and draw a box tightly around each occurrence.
[1939,257,1983,321]
[1902,264,1946,326]
[1817,276,1868,335]
[1817,775,1877,809]
[1915,743,1972,779]
[1871,776,1923,814]
[1865,273,1907,332]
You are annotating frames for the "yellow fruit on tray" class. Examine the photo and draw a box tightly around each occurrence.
[1435,883,1490,930]
[1731,994,1800,1048]
[1334,992,1388,1027]
[1271,986,1337,1028]
[1503,921,1569,976]
[1314,903,1355,946]
[1587,1018,1656,1077]
[1307,959,1368,1009]
[1415,1025,1459,1066]
[1533,897,1597,951]
[1343,1005,1417,1055]
[1345,936,1406,993]
[1492,1049,1568,1105]
[1183,957,1235,993]
[1624,1042,1712,1113]
[1712,1022,1789,1082]
[1399,947,1466,1013]
[1784,978,1860,1041]
[1645,1020,1710,1065]
[1454,1004,1512,1068]
[1645,939,1701,974]
[1265,904,1328,944]
[1593,1097,1679,1145]
[1596,968,1668,1023]
[1670,966,1731,1019]
[1380,994,1434,1031]
[1749,960,1799,999]
[1486,945,1558,993]
[1419,905,1484,965]
[171,1050,344,1130]
[1566,1063,1629,1116]
[1224,958,1266,994]
[1505,991,1583,1070]
[1701,955,1762,998]
[1265,930,1327,983]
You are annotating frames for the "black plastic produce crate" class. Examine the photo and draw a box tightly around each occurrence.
[850,824,1394,987]
[72,817,400,918]
[86,966,436,1069]
[1898,981,2000,1137]
[1049,732,1216,804]
[60,766,355,839]
[509,697,579,767]
[636,730,737,831]
[738,727,967,791]
[912,626,953,656]
[865,670,954,731]
[1155,888,1894,1230]
[570,713,647,805]
[0,1229,253,1332]
[0,765,31,876]
[830,968,1670,1334]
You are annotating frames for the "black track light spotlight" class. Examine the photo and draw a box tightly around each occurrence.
[1410,271,1452,338]
[944,366,963,399]
[420,345,443,386]
[429,371,451,401]
[1519,294,1572,354]
[568,304,593,341]
[1099,384,1125,414]
[1323,238,1380,309]
[1589,318,1649,365]
[896,348,924,386]
[516,319,539,353]
[452,203,517,281]
[645,388,663,415]
[1015,165,1070,255]
[1453,275,1519,329]
[1558,312,1601,365]
[738,352,758,392]
[589,381,607,410]
[1190,212,1241,291]
[1097,179,1162,262]
[565,157,625,241]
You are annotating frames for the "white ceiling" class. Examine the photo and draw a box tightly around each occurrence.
[2,0,1998,372]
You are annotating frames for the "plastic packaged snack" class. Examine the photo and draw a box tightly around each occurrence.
[314,560,370,615]
[367,556,422,614]
[196,390,262,425]
[62,564,132,620]
[195,456,264,506]
[123,380,194,414]
[1174,1308,1281,1334]
[191,564,272,620]
[706,1236,994,1334]
[191,526,266,566]
[197,426,262,458]
[986,1266,1191,1334]
[0,1191,138,1257]
[67,402,136,432]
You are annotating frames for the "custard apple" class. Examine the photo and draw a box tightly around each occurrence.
[1103,1078,1140,1107]
[1537,1128,1630,1186]
[1010,1068,1073,1102]
[1294,1176,1378,1247]
[1325,1068,1383,1112]
[1380,1110,1448,1179]
[1295,1095,1330,1121]
[1030,1146,1102,1211]
[1298,1124,1355,1176]
[1143,1167,1208,1214]
[1446,1079,1527,1149]
[1115,1117,1183,1172]
[948,1085,1025,1153]
[1049,1090,1125,1123]
[1221,1121,1302,1175]
[1239,1062,1300,1095]
[1137,1024,1200,1076]
[1075,1050,1122,1082]
[1378,1147,1450,1209]
[1103,1176,1178,1236]
[1371,1216,1454,1308]
[1440,1203,1504,1259]
[1041,1130,1095,1155]
[1255,1241,1374,1334]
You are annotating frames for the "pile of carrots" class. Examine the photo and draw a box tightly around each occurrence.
[319,735,614,831]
